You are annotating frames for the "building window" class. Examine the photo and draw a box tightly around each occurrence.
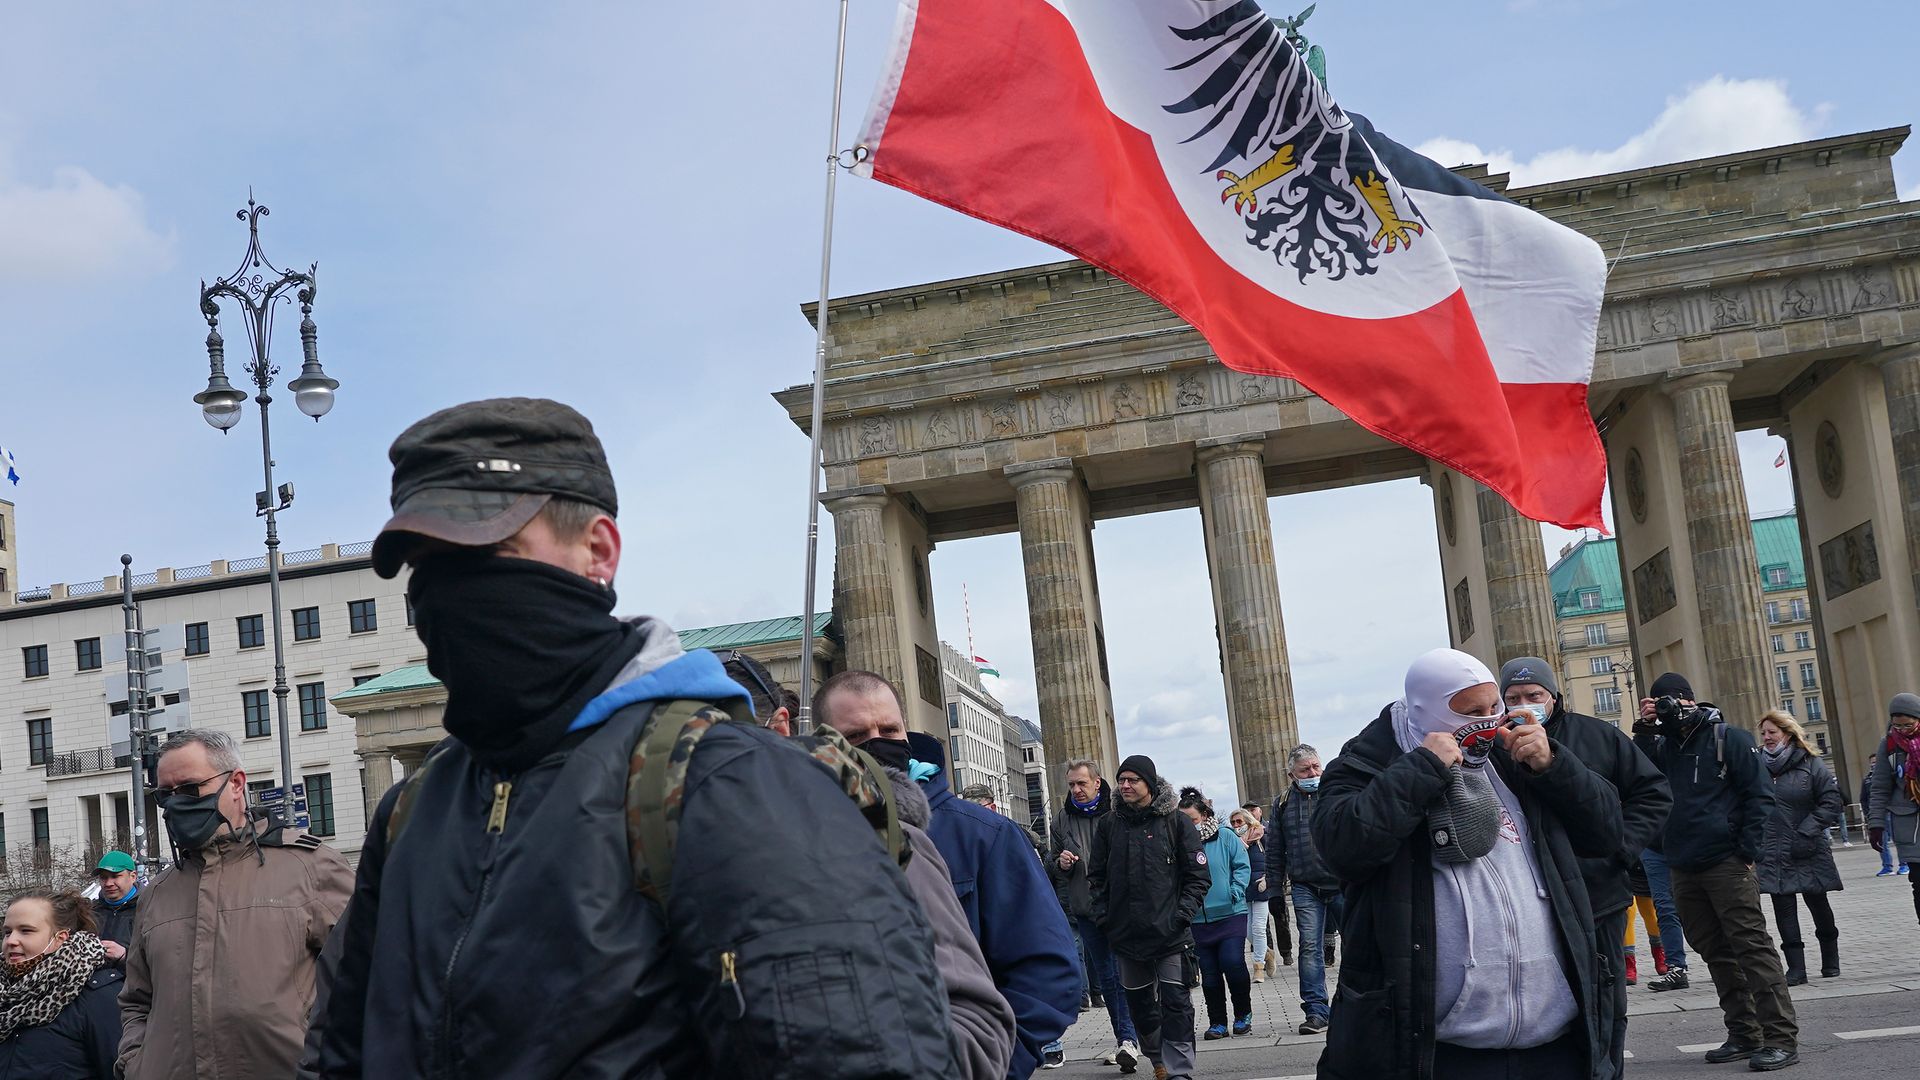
[1594,687,1621,715]
[298,682,327,731]
[947,703,960,729]
[1799,662,1817,689]
[303,773,336,837]
[1765,601,1781,624]
[1588,657,1610,676]
[292,607,321,642]
[75,637,102,672]
[1790,598,1808,621]
[1782,698,1795,716]
[185,622,210,657]
[237,615,265,650]
[1776,665,1791,693]
[405,595,415,627]
[1794,631,1812,650]
[1816,733,1828,753]
[349,599,377,634]
[352,673,379,687]
[1771,634,1785,653]
[1806,696,1823,722]
[1584,624,1607,646]
[30,808,49,852]
[22,645,48,679]
[1764,566,1790,587]
[26,718,50,766]
[243,690,271,738]
[1579,589,1602,610]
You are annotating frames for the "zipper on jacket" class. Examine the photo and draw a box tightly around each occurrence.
[486,781,512,834]
[718,949,747,1019]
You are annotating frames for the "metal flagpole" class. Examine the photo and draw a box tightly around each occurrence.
[119,556,151,870]
[796,0,855,727]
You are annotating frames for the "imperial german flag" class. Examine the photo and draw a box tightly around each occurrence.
[855,0,1608,529]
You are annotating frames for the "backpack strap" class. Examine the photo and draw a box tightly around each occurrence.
[793,723,908,871]
[384,744,451,849]
[626,698,747,908]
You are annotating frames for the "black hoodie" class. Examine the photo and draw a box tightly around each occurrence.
[1542,700,1673,917]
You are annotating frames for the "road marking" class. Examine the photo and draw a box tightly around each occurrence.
[1676,1042,1724,1053]
[1833,1025,1920,1040]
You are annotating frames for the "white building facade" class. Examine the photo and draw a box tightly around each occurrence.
[940,641,1019,813]
[0,539,417,866]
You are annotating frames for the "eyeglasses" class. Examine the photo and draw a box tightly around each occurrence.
[150,770,234,805]
[722,651,780,710]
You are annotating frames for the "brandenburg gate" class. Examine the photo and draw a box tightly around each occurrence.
[777,127,1920,804]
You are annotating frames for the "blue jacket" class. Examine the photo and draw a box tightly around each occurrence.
[920,766,1080,1080]
[1196,826,1251,923]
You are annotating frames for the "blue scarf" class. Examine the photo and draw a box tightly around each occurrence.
[102,885,137,909]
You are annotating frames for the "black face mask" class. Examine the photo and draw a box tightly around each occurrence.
[408,553,640,772]
[161,787,230,852]
[860,737,913,773]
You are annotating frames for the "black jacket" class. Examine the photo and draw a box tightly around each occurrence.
[88,895,137,970]
[1543,704,1672,917]
[1634,706,1771,873]
[1310,707,1621,1080]
[1272,784,1338,890]
[1088,780,1210,962]
[0,966,121,1079]
[1047,781,1112,919]
[1756,746,1844,896]
[310,703,957,1080]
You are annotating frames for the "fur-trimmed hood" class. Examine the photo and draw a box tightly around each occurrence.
[1114,779,1178,823]
[887,767,933,829]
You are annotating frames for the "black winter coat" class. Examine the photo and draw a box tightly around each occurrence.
[1310,707,1622,1080]
[1088,780,1210,962]
[310,704,958,1080]
[1272,784,1338,890]
[1543,706,1672,918]
[1245,834,1270,904]
[0,966,121,1079]
[1634,707,1771,873]
[1756,746,1844,896]
[88,896,136,970]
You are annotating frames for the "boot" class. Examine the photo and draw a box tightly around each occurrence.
[1651,939,1670,976]
[1624,950,1637,986]
[1818,932,1840,978]
[1782,944,1807,986]
[1264,948,1277,975]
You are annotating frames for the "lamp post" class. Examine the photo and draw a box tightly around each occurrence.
[193,196,337,805]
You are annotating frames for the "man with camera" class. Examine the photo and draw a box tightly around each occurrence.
[1634,673,1798,1071]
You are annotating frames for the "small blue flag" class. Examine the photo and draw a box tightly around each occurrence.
[0,446,18,486]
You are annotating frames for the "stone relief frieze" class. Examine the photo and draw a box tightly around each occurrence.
[1110,381,1143,419]
[1176,372,1208,408]
[986,399,1020,438]
[1044,389,1079,426]
[1778,276,1823,319]
[1818,520,1880,600]
[1647,297,1682,336]
[1710,288,1752,328]
[859,417,898,456]
[925,408,956,445]
[1849,267,1892,311]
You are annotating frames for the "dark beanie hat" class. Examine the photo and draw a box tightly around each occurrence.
[1650,672,1694,700]
[1499,657,1560,699]
[1117,754,1161,792]
[1891,693,1920,720]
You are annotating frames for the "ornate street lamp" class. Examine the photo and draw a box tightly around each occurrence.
[193,196,337,804]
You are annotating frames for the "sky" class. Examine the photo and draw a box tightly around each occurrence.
[2,1,1915,806]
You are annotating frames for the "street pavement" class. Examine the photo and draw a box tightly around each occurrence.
[1047,843,1919,1077]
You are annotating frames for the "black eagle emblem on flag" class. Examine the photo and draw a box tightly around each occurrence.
[1164,1,1426,283]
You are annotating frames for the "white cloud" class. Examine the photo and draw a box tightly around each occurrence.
[1416,77,1830,186]
[0,157,173,283]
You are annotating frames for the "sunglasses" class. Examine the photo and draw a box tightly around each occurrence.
[723,651,780,711]
[150,769,234,805]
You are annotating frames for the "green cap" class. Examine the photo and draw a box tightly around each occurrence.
[95,851,136,874]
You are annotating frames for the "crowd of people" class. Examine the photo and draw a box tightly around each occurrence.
[1,396,1916,1080]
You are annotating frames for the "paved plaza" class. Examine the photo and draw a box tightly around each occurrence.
[1050,843,1920,1076]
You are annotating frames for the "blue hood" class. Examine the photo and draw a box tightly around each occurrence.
[567,648,752,733]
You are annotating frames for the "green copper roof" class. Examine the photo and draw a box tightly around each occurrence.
[677,613,834,652]
[1547,511,1804,615]
[331,664,439,703]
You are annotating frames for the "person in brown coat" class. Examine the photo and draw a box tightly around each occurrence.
[116,729,353,1080]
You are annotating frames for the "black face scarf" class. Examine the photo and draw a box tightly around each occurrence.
[860,737,913,772]
[408,553,641,773]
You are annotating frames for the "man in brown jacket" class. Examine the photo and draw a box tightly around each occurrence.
[118,728,353,1080]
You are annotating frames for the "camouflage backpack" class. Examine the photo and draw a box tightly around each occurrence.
[387,699,907,910]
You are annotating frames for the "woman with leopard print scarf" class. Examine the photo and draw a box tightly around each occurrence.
[0,889,122,1078]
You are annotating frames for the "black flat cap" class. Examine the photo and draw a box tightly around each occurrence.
[372,398,617,578]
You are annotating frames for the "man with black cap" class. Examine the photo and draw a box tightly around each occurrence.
[1501,656,1671,1080]
[1634,672,1798,1071]
[307,399,958,1079]
[1089,754,1210,1080]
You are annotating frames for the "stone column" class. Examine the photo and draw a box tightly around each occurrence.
[1007,459,1117,781]
[1476,487,1563,674]
[1664,371,1772,726]
[1195,435,1297,803]
[1876,343,1920,628]
[821,487,904,690]
[361,749,396,816]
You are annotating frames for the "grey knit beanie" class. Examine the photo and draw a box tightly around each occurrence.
[1891,693,1920,721]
